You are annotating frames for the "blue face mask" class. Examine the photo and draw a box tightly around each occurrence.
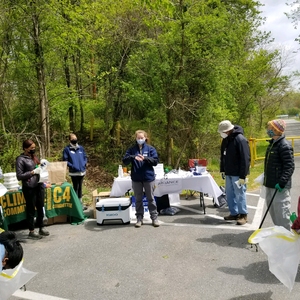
[136,139,145,145]
[267,129,276,138]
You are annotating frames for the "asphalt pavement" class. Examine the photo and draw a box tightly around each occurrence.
[9,118,300,300]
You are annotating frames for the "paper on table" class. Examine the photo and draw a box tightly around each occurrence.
[0,183,7,197]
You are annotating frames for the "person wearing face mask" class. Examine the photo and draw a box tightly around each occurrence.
[264,119,294,230]
[218,120,250,225]
[16,139,50,239]
[63,133,88,210]
[122,130,160,228]
[0,231,23,271]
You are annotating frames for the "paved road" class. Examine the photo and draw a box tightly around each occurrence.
[9,119,300,300]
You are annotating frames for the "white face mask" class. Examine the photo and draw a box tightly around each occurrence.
[220,132,228,139]
[136,139,145,145]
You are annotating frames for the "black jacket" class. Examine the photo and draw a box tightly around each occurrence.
[16,154,40,188]
[220,125,250,179]
[264,135,294,189]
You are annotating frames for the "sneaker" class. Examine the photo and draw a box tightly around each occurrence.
[224,214,239,221]
[135,220,143,228]
[236,214,247,225]
[39,228,50,236]
[28,231,42,239]
[152,219,160,227]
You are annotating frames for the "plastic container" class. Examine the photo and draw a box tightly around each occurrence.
[118,165,123,178]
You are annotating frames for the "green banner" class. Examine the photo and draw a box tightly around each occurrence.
[0,182,86,228]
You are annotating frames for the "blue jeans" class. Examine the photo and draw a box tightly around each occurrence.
[225,175,248,215]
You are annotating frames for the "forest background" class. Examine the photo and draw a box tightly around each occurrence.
[1,0,300,203]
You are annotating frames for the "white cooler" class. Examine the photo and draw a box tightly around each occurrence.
[96,198,131,225]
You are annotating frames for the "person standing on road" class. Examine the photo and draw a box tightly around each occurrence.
[263,119,294,231]
[218,120,250,225]
[122,130,160,228]
[16,139,50,239]
[63,133,88,210]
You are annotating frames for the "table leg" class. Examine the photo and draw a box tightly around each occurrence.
[200,192,205,214]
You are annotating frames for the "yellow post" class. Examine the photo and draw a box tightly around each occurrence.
[249,138,255,168]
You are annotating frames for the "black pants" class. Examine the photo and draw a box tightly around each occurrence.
[71,176,84,199]
[22,184,45,231]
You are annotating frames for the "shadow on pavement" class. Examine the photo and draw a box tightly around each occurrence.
[196,231,253,248]
[228,290,273,300]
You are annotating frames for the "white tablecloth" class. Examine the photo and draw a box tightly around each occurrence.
[110,173,222,205]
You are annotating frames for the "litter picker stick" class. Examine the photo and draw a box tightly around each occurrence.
[258,189,278,229]
[251,189,278,252]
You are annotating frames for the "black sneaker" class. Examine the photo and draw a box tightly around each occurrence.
[224,214,239,221]
[39,228,50,236]
[28,231,42,239]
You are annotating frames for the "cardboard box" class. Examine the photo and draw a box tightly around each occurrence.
[46,215,68,225]
[92,190,111,219]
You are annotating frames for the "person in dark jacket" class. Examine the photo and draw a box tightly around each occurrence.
[218,120,250,225]
[63,133,87,210]
[122,130,160,228]
[264,119,294,230]
[16,139,50,239]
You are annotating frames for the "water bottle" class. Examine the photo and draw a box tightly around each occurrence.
[290,212,297,223]
[118,165,123,178]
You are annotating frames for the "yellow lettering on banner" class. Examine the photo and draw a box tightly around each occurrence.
[12,193,17,206]
[16,193,25,205]
[63,187,71,202]
[4,205,26,217]
[54,203,72,209]
[0,196,5,209]
[7,194,15,207]
[53,187,63,203]
[46,188,52,210]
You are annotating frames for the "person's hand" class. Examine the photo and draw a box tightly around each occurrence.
[275,183,284,192]
[33,167,41,174]
[221,172,225,180]
[135,154,144,161]
[238,178,245,185]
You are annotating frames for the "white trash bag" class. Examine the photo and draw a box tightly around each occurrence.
[0,259,37,300]
[248,226,300,291]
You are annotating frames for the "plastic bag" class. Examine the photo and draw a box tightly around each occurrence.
[38,159,50,183]
[159,207,180,215]
[0,260,37,300]
[248,226,300,291]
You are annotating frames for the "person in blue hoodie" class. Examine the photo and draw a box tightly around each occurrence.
[218,120,250,225]
[122,130,160,228]
[63,133,87,210]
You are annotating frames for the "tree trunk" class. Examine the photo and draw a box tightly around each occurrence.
[31,8,50,157]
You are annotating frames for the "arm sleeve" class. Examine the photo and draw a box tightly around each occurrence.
[62,147,73,168]
[143,146,158,166]
[278,143,294,187]
[16,158,32,181]
[238,137,250,179]
[122,147,135,165]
